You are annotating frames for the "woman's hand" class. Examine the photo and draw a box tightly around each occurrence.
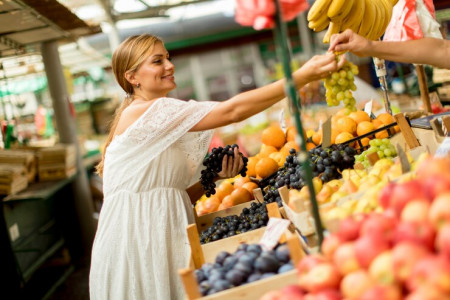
[329,29,372,57]
[295,52,346,85]
[217,147,244,179]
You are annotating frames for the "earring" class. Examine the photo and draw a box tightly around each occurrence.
[136,83,140,89]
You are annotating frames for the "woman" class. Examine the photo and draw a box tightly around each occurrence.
[90,34,344,299]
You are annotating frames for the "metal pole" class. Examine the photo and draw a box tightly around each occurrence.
[41,40,96,256]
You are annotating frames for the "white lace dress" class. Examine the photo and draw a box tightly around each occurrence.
[89,97,217,300]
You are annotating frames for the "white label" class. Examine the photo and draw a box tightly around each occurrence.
[259,217,291,250]
[435,137,450,158]
[279,110,286,133]
[364,99,373,116]
[373,57,387,77]
[9,223,19,242]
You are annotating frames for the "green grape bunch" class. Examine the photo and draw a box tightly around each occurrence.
[355,138,398,168]
[323,60,359,111]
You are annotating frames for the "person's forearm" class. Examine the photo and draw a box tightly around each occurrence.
[369,38,450,69]
[186,178,220,205]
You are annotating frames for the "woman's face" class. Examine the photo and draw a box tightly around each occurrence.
[133,42,176,97]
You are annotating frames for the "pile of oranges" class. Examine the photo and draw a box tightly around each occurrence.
[195,176,259,216]
[308,109,399,149]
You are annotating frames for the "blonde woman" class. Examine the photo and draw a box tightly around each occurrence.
[89,34,344,299]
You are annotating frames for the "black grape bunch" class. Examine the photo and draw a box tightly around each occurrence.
[200,144,248,197]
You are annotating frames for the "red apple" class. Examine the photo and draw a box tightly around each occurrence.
[297,254,327,276]
[298,263,341,293]
[354,234,390,268]
[390,180,427,216]
[261,291,283,300]
[336,217,361,242]
[360,285,402,300]
[416,156,450,182]
[401,200,430,223]
[340,270,374,300]
[422,175,450,201]
[279,285,305,300]
[303,289,341,300]
[407,255,450,293]
[378,182,396,209]
[429,193,450,229]
[360,213,397,244]
[322,235,342,261]
[368,251,396,285]
[393,221,436,251]
[392,241,429,283]
[405,286,450,300]
[333,242,361,275]
[436,223,450,260]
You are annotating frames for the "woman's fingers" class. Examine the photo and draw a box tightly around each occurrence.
[232,147,240,175]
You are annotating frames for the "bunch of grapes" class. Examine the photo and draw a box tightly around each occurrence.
[200,202,268,244]
[355,138,398,168]
[200,145,248,197]
[323,60,359,111]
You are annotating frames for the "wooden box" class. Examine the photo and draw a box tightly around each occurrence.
[37,144,77,181]
[0,164,28,195]
[0,150,36,183]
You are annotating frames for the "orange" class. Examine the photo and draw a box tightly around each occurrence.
[261,125,286,149]
[356,137,370,149]
[259,144,278,158]
[283,141,300,153]
[377,113,395,125]
[330,128,340,144]
[371,119,382,128]
[221,195,233,209]
[203,195,220,213]
[393,125,400,133]
[195,201,207,216]
[349,111,371,124]
[356,121,375,136]
[230,187,252,205]
[287,126,306,142]
[306,142,316,151]
[233,176,251,189]
[269,151,287,167]
[336,108,350,118]
[242,182,259,199]
[246,157,258,178]
[336,117,357,135]
[215,180,234,200]
[255,157,279,179]
[312,131,322,145]
[375,124,389,139]
[335,132,354,144]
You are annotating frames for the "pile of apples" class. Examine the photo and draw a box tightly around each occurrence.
[261,155,450,300]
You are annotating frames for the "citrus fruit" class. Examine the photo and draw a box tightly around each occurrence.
[261,125,286,149]
[336,117,357,134]
[255,157,279,179]
[233,176,251,189]
[335,132,354,144]
[306,142,316,151]
[246,156,258,177]
[259,144,278,158]
[230,187,252,205]
[349,111,371,124]
[312,131,322,145]
[242,182,258,198]
[215,180,234,200]
[269,151,287,167]
[357,121,375,136]
[377,113,395,125]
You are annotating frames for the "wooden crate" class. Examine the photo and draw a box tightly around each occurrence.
[0,164,28,195]
[37,144,77,181]
[180,226,303,300]
[0,150,36,183]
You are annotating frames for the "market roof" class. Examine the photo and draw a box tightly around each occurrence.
[0,0,101,58]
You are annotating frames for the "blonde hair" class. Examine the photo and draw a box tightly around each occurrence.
[96,34,163,176]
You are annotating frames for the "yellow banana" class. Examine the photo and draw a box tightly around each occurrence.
[367,0,381,40]
[328,0,355,23]
[308,0,333,22]
[372,0,388,40]
[308,12,330,32]
[342,0,365,32]
[323,21,341,44]
[378,0,393,38]
[358,0,376,38]
[391,0,399,6]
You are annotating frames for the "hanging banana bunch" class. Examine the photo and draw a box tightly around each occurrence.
[307,0,399,43]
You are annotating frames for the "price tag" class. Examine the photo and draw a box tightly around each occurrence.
[322,116,332,149]
[259,218,291,250]
[364,99,373,116]
[396,144,411,174]
[279,110,286,134]
[372,57,387,77]
[435,137,450,158]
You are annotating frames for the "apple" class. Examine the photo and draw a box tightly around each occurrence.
[360,285,402,300]
[261,291,283,300]
[390,180,427,217]
[297,254,327,276]
[298,263,341,293]
[378,182,396,209]
[401,200,430,223]
[354,234,390,268]
[393,221,436,251]
[405,286,450,300]
[368,251,396,285]
[436,223,450,260]
[407,255,450,293]
[321,235,342,261]
[333,242,361,275]
[336,217,361,242]
[340,270,374,300]
[416,156,450,182]
[422,175,450,201]
[429,193,450,229]
[360,213,397,244]
[392,241,429,283]
[303,289,341,300]
[278,285,305,300]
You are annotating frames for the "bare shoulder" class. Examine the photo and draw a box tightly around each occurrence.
[114,100,156,136]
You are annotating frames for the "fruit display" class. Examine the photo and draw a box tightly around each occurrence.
[200,144,248,197]
[260,156,450,300]
[355,138,398,168]
[195,243,294,296]
[307,0,398,43]
[323,60,359,111]
[199,202,269,244]
[195,175,258,216]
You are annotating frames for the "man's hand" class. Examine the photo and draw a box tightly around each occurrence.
[329,29,373,57]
